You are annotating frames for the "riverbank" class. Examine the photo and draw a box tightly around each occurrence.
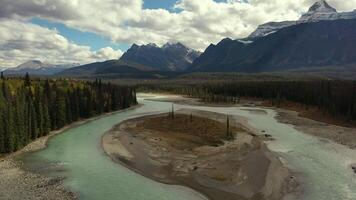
[0,104,141,200]
[275,109,356,149]
[142,93,356,150]
[102,109,298,200]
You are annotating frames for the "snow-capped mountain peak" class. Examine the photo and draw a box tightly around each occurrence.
[120,42,201,71]
[299,0,339,22]
[162,42,185,49]
[307,0,337,13]
[16,60,53,70]
[4,60,80,75]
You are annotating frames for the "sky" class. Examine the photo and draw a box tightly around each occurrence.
[1,0,356,68]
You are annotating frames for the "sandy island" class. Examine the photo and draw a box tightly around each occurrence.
[102,109,299,200]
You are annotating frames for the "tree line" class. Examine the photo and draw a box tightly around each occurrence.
[138,80,356,121]
[0,75,137,154]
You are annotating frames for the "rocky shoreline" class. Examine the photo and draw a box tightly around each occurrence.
[0,124,78,200]
[0,159,76,200]
[275,109,356,149]
[0,105,141,200]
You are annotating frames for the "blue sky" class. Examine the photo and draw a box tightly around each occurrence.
[30,18,131,51]
[31,0,183,52]
[144,0,178,10]
[30,0,227,52]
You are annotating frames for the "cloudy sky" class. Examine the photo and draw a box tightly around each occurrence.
[1,0,356,68]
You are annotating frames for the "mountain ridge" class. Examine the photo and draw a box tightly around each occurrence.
[4,60,79,75]
[249,0,356,38]
[191,18,356,73]
[58,60,154,76]
[120,42,201,71]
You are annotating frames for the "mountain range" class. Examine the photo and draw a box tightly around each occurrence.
[191,18,356,72]
[120,42,201,71]
[249,0,356,39]
[59,60,154,77]
[59,42,201,77]
[5,1,356,78]
[190,1,356,73]
[4,60,79,75]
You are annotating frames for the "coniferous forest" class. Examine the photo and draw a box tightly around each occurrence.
[0,75,137,154]
[139,80,356,121]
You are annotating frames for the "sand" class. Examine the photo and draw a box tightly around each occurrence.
[102,109,298,200]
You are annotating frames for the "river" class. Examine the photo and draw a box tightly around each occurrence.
[20,94,356,200]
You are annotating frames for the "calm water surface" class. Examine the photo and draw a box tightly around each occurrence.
[21,95,356,200]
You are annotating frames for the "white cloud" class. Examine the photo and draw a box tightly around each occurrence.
[0,20,122,67]
[92,47,123,60]
[1,0,356,66]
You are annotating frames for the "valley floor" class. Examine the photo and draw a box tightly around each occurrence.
[1,94,356,200]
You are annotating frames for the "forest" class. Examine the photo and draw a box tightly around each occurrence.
[0,74,137,154]
[139,80,356,121]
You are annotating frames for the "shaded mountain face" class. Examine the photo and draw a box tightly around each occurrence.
[0,67,7,72]
[249,0,356,38]
[120,42,201,71]
[4,60,78,75]
[191,19,356,72]
[58,60,154,76]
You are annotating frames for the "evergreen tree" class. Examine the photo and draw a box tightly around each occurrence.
[55,90,66,129]
[226,115,230,140]
[0,88,5,152]
[24,73,31,87]
[0,78,137,154]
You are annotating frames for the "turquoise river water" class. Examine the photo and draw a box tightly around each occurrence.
[21,95,356,200]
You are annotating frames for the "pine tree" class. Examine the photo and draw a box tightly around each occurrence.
[226,115,231,140]
[55,90,66,129]
[1,82,15,152]
[42,100,51,135]
[24,73,31,87]
[171,104,175,119]
[0,89,5,153]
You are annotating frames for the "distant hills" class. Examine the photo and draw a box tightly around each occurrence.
[120,42,201,71]
[4,60,79,75]
[59,60,153,77]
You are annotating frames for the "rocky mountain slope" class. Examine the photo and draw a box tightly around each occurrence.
[120,42,200,71]
[191,18,356,72]
[249,0,356,38]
